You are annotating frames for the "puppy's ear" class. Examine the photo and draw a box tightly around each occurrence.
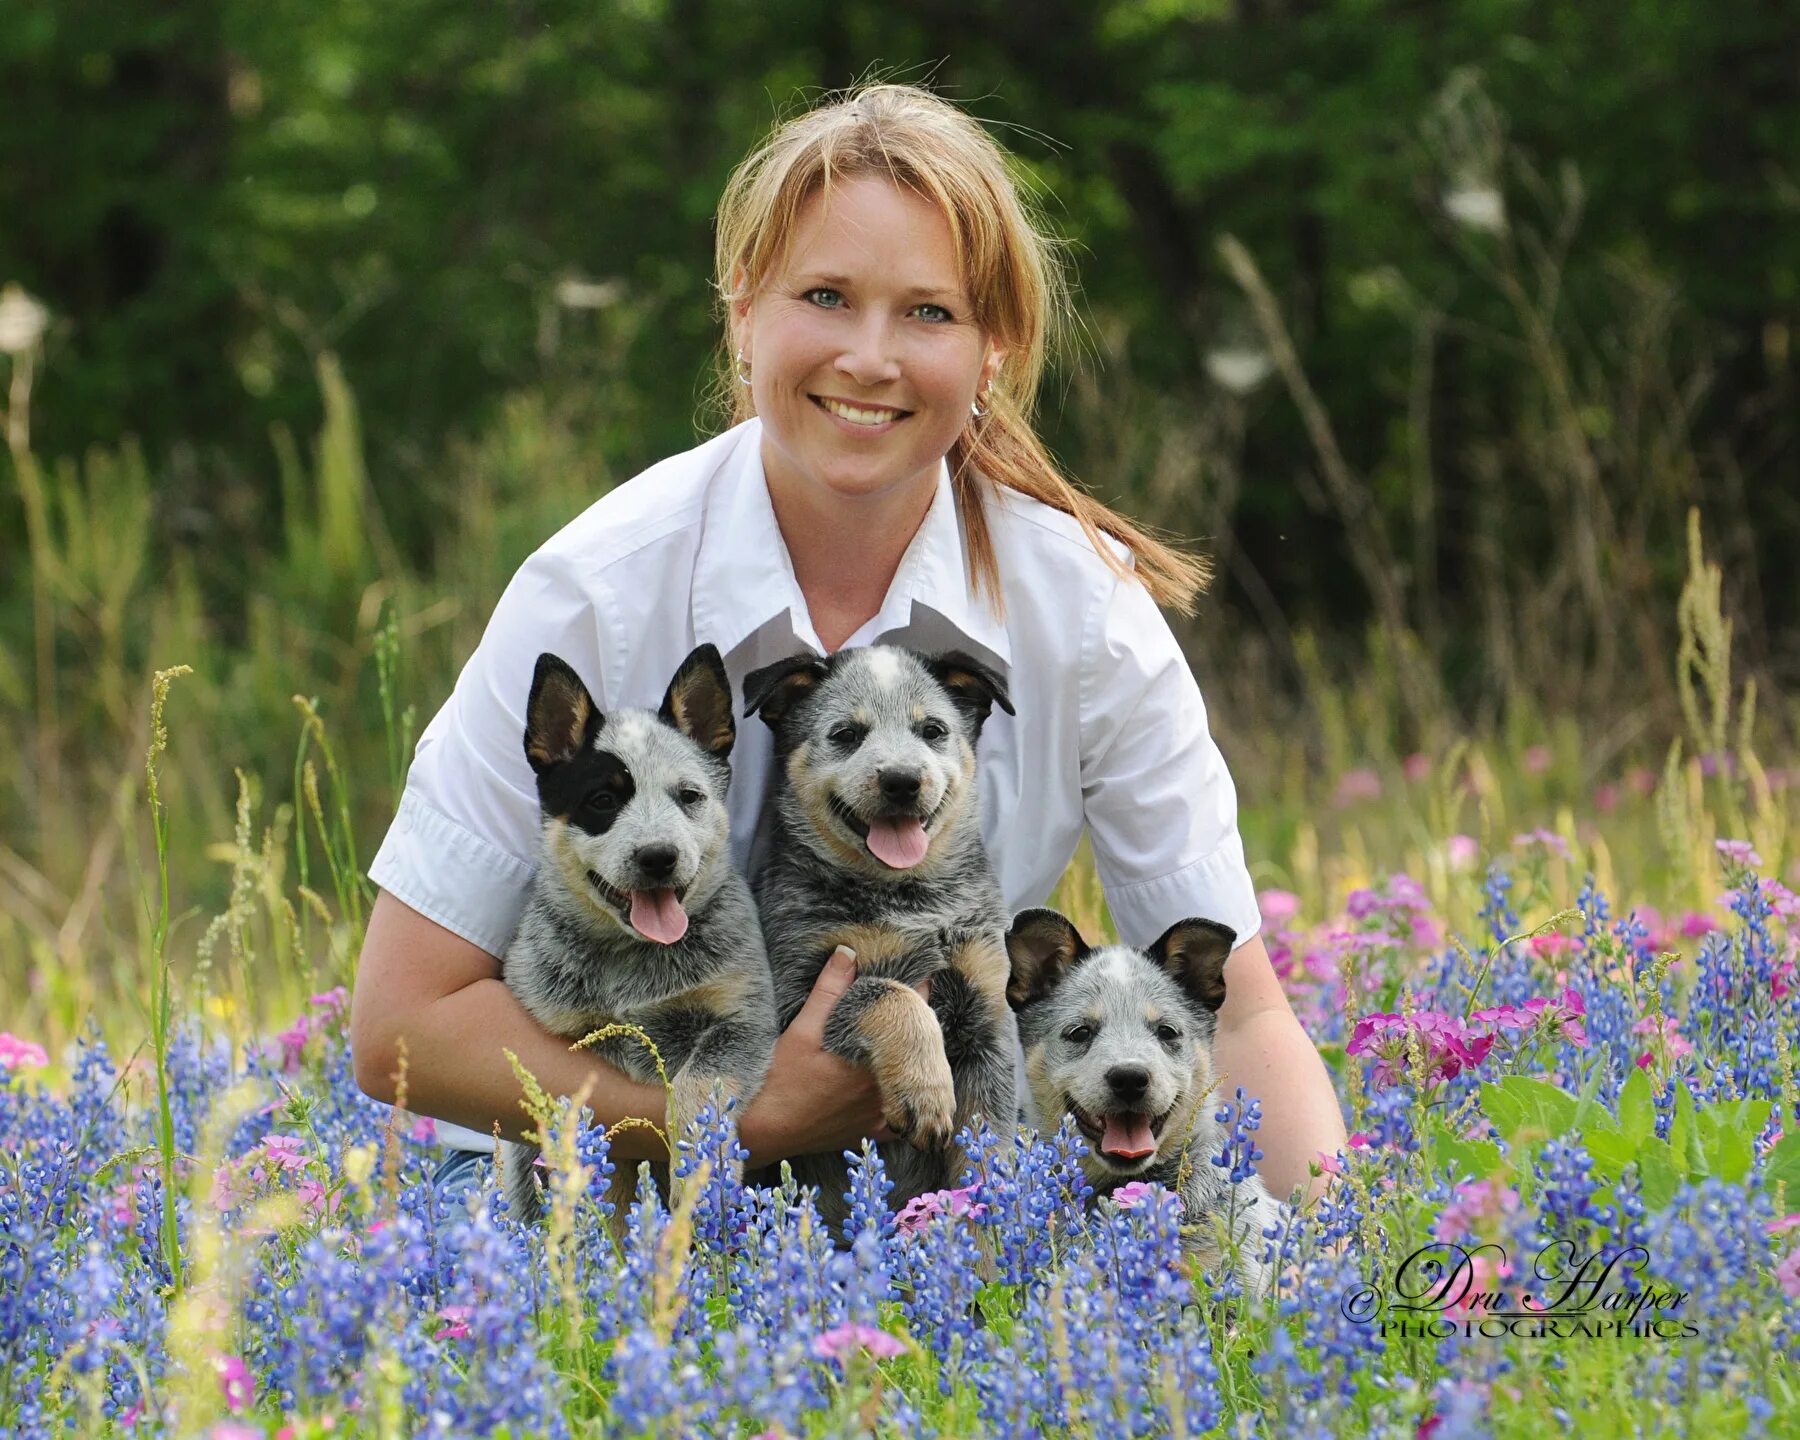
[524,653,603,773]
[924,650,1015,737]
[1147,918,1237,1013]
[742,653,830,730]
[1005,908,1090,1011]
[660,643,735,760]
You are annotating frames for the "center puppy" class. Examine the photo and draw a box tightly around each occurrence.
[499,643,777,1225]
[744,644,1020,1232]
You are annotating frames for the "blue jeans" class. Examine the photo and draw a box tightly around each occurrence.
[430,1147,492,1214]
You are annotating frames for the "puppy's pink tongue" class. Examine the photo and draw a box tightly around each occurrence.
[629,889,688,944]
[1101,1114,1157,1160]
[865,816,929,869]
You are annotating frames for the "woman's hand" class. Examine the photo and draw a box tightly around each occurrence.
[738,947,927,1168]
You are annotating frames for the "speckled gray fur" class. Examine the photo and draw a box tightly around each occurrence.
[1008,908,1289,1295]
[499,645,776,1223]
[745,645,1020,1237]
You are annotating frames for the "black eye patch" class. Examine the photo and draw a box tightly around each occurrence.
[537,749,635,834]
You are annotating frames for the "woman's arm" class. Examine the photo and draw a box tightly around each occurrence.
[1210,932,1348,1210]
[350,890,893,1167]
[351,890,673,1160]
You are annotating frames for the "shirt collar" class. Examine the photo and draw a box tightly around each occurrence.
[691,418,1013,670]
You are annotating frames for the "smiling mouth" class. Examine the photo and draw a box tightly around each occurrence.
[811,395,912,426]
[1069,1102,1173,1165]
[586,870,692,944]
[827,791,947,871]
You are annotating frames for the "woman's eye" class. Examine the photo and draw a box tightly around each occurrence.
[805,287,844,308]
[1064,1025,1094,1045]
[1156,1024,1182,1044]
[918,720,948,742]
[914,303,954,323]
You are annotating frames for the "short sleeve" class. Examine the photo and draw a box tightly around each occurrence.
[368,552,617,958]
[1078,571,1261,951]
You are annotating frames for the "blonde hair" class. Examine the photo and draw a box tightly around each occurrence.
[711,82,1211,615]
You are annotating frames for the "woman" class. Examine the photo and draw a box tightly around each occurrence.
[349,83,1346,1209]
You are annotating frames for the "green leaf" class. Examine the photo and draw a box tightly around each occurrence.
[1582,1126,1639,1181]
[1670,1084,1705,1179]
[1636,1141,1682,1210]
[1617,1069,1654,1147]
[1436,1135,1505,1182]
[1763,1133,1800,1193]
[1479,1077,1580,1148]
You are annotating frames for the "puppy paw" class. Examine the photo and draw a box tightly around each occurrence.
[880,1054,958,1152]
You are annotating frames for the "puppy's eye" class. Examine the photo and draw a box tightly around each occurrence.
[827,723,864,749]
[677,786,704,807]
[1156,1023,1182,1044]
[918,719,949,743]
[1063,1024,1095,1045]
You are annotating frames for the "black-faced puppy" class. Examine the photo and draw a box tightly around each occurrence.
[1007,907,1287,1293]
[499,643,777,1225]
[744,644,1019,1234]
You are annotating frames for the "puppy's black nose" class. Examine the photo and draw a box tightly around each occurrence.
[1105,1065,1150,1101]
[878,769,922,804]
[636,845,678,882]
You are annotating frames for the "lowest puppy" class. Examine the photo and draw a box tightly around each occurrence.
[499,643,777,1224]
[745,645,1019,1234]
[1007,907,1288,1293]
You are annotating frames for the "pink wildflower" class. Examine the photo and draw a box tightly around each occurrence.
[435,1304,473,1341]
[256,1134,310,1176]
[297,1178,341,1219]
[410,1115,438,1144]
[1112,1180,1181,1211]
[1348,1132,1374,1150]
[1766,1214,1800,1236]
[309,985,350,1017]
[1626,765,1657,796]
[1593,783,1620,814]
[0,1033,49,1071]
[1315,1151,1344,1176]
[1404,752,1431,783]
[272,1018,314,1074]
[214,1353,255,1414]
[1716,838,1763,869]
[1511,827,1572,861]
[1258,888,1301,926]
[1523,987,1588,1048]
[895,1184,986,1236]
[1333,767,1382,807]
[1434,1179,1520,1241]
[1522,745,1551,775]
[208,1427,261,1440]
[1445,835,1479,872]
[1630,1015,1692,1065]
[1678,911,1718,939]
[1777,1248,1800,1302]
[811,1322,905,1363]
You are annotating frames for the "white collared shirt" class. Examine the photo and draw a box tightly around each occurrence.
[371,419,1261,1145]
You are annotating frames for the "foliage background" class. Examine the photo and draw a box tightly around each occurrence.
[2,0,1797,1026]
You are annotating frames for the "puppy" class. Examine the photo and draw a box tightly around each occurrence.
[499,643,778,1224]
[744,645,1019,1235]
[1006,908,1286,1293]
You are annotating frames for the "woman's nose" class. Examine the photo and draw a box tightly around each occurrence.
[834,312,902,387]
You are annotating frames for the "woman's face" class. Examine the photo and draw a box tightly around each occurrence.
[735,175,1004,510]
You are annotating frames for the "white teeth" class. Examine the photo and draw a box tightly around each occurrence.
[818,396,905,426]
